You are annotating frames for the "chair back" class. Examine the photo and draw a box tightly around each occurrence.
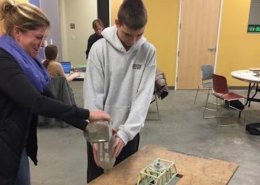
[212,74,229,94]
[201,65,213,81]
[38,77,76,127]
[48,76,76,105]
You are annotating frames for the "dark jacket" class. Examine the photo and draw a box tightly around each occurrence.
[85,33,103,59]
[38,76,76,127]
[0,49,89,185]
[155,69,169,99]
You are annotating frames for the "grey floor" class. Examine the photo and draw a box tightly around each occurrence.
[31,81,260,185]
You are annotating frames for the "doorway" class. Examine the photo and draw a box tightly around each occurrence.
[176,0,222,89]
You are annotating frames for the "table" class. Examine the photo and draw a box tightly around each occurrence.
[89,145,238,185]
[231,69,260,106]
[65,72,85,81]
[73,72,85,81]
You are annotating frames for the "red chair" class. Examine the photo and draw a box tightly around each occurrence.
[203,74,244,119]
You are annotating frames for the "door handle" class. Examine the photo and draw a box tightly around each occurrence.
[208,48,216,52]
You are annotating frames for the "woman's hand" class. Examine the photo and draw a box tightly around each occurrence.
[66,72,81,81]
[88,110,111,122]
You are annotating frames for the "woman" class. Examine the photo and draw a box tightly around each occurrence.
[43,44,80,81]
[0,1,110,185]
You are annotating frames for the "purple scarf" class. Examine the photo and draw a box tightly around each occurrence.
[0,34,50,92]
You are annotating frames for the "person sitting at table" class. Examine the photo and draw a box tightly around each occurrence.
[43,44,80,81]
[41,44,81,126]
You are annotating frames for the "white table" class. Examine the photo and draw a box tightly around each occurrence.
[73,72,85,81]
[231,70,260,106]
[65,72,85,81]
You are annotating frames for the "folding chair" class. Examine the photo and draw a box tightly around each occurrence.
[194,65,214,105]
[203,74,245,119]
[149,69,169,120]
[150,92,160,120]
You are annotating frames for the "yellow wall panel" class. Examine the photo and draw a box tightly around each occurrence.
[144,0,179,85]
[217,0,260,86]
[110,0,122,26]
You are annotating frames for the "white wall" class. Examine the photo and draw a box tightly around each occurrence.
[40,0,61,60]
[60,0,97,65]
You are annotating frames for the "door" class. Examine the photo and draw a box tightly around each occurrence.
[176,0,222,89]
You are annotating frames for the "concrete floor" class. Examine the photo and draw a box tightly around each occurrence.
[31,82,260,185]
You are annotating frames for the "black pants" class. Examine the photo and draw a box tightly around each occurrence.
[87,133,140,183]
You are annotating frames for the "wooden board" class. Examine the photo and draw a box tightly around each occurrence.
[89,145,238,185]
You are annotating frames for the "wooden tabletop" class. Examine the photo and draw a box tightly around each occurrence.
[89,145,238,185]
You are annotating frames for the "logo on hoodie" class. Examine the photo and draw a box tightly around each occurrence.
[132,64,142,70]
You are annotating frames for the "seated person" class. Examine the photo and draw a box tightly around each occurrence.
[41,45,79,127]
[43,44,80,81]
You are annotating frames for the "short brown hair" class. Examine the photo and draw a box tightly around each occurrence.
[117,0,147,30]
[45,45,58,61]
[92,19,104,30]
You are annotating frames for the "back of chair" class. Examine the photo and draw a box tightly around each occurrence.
[212,74,229,94]
[201,65,214,81]
[48,77,76,105]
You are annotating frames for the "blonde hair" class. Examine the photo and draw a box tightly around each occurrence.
[0,0,50,35]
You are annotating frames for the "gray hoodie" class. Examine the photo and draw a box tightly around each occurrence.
[83,26,156,144]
